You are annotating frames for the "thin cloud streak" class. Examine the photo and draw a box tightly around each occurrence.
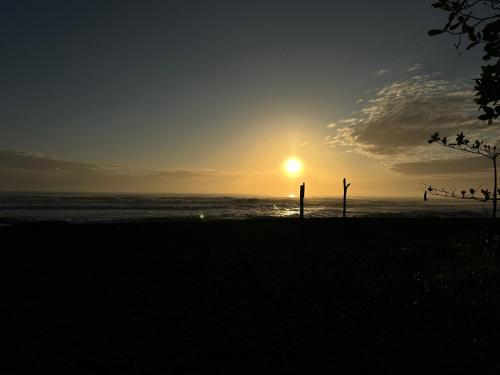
[374,69,390,76]
[406,63,422,72]
[0,149,244,192]
[392,157,490,175]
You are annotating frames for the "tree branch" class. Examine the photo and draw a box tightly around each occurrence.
[423,185,496,202]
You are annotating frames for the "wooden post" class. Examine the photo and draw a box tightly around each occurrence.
[493,155,497,219]
[300,182,305,219]
[343,178,350,218]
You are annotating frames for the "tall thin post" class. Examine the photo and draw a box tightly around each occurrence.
[493,155,497,219]
[343,178,351,218]
[299,182,305,219]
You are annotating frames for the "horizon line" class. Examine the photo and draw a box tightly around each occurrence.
[0,190,426,199]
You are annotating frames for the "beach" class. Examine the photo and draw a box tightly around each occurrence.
[3,218,500,373]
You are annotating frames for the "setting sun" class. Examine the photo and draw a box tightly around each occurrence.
[283,158,303,177]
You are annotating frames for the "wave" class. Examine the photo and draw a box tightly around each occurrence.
[0,193,491,223]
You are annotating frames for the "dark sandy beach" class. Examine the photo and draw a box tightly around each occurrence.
[2,218,500,374]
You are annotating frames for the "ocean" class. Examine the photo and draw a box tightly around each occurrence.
[0,192,492,223]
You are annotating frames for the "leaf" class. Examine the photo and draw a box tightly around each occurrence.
[466,41,480,50]
[428,29,445,36]
[429,132,440,143]
[432,2,452,11]
[484,106,495,116]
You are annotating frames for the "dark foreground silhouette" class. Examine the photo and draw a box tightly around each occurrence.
[2,218,500,374]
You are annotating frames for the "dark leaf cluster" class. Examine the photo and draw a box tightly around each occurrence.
[474,62,500,124]
[429,1,500,124]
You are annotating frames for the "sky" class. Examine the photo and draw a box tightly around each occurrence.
[0,0,497,196]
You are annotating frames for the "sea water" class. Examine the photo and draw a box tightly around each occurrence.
[0,192,491,223]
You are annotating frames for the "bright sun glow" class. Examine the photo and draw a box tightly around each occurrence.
[283,158,303,177]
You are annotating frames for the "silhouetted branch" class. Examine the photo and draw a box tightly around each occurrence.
[426,131,499,218]
[428,132,499,159]
[429,0,500,124]
[423,184,498,202]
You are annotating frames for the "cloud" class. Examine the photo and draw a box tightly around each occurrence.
[325,74,500,176]
[374,69,390,76]
[339,118,358,124]
[355,99,365,104]
[325,118,359,130]
[406,63,422,72]
[0,149,243,192]
[326,74,499,162]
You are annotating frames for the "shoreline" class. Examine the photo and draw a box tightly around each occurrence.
[0,214,496,225]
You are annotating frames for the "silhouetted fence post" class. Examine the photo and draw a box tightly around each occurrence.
[300,182,305,219]
[343,178,350,218]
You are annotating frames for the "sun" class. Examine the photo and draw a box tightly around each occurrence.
[283,157,303,177]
